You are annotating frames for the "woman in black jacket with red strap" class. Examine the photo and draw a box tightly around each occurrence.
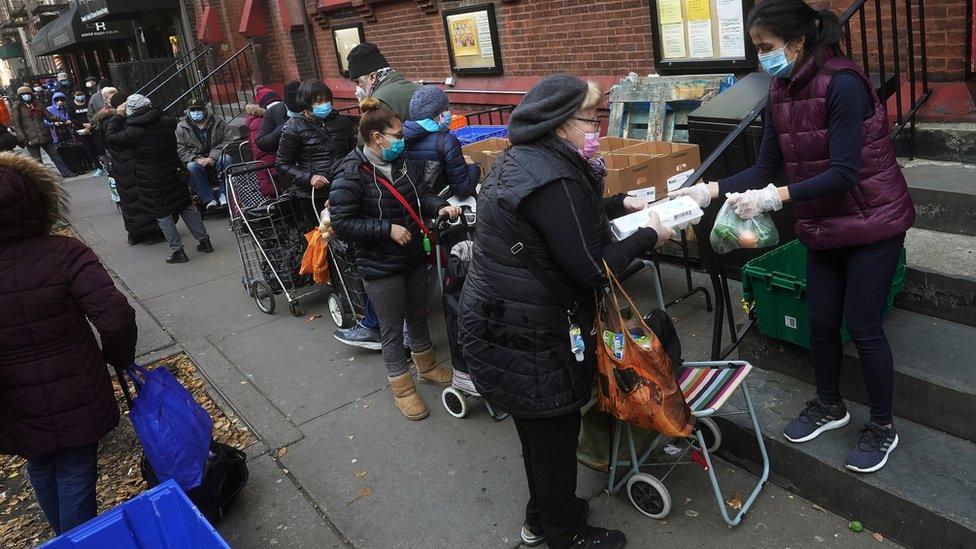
[329,98,460,421]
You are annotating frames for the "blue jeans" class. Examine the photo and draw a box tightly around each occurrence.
[26,443,99,535]
[360,297,379,330]
[186,154,231,203]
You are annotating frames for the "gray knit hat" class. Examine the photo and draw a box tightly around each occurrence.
[507,74,588,145]
[409,85,449,121]
[125,93,151,115]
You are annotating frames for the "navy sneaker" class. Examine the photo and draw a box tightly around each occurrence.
[333,323,382,351]
[783,398,850,443]
[846,422,899,473]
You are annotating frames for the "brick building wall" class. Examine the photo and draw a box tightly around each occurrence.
[186,0,968,106]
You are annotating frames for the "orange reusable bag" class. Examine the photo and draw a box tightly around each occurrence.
[594,262,693,438]
[299,228,329,284]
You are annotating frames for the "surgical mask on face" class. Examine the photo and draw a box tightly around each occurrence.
[86,81,95,89]
[417,118,441,132]
[75,95,86,103]
[354,86,367,102]
[286,109,302,118]
[439,110,452,131]
[759,44,797,78]
[21,94,32,102]
[33,87,42,93]
[189,110,205,122]
[59,80,70,86]
[312,101,333,119]
[380,134,405,161]
[570,122,601,159]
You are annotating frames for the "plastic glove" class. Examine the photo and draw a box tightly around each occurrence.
[643,210,676,249]
[729,183,783,219]
[668,182,712,208]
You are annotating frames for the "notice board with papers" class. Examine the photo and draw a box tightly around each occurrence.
[650,0,758,74]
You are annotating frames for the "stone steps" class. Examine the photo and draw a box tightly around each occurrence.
[714,367,976,549]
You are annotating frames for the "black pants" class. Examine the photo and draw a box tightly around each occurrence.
[807,232,905,425]
[513,410,586,549]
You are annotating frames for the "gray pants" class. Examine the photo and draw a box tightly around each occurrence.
[157,205,209,252]
[362,264,433,377]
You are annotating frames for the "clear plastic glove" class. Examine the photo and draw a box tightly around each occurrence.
[728,183,783,219]
[622,195,646,213]
[668,182,712,208]
[643,210,676,249]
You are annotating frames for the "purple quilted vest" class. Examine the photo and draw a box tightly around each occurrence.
[768,51,915,249]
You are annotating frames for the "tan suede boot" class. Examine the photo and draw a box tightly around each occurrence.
[412,348,453,385]
[389,373,429,420]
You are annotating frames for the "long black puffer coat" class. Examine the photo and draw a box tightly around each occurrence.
[329,148,448,281]
[104,108,191,220]
[276,112,357,194]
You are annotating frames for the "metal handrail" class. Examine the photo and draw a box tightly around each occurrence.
[134,42,209,96]
[145,45,212,99]
[164,42,254,116]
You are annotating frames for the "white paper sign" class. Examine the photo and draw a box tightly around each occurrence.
[687,20,714,59]
[661,22,686,59]
[716,0,744,20]
[719,18,745,58]
[627,186,657,203]
[475,11,493,57]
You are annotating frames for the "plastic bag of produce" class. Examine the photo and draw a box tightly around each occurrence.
[709,199,779,254]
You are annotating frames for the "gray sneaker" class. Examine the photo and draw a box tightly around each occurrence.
[334,323,382,351]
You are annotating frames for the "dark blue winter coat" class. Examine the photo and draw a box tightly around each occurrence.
[402,121,479,198]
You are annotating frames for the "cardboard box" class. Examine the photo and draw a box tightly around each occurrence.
[462,137,509,180]
[606,141,701,201]
[599,136,646,154]
[602,153,658,200]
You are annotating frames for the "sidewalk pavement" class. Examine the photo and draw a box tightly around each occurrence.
[64,172,899,549]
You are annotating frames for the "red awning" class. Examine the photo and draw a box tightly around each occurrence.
[239,0,267,37]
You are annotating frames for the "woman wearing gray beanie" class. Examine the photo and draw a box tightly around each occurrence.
[459,74,673,549]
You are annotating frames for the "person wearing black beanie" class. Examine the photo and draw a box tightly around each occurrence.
[345,43,418,123]
[459,74,675,549]
[257,80,301,154]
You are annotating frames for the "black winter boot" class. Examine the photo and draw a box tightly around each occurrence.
[166,248,189,264]
[197,238,214,253]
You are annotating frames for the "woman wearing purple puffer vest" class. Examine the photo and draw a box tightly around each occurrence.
[670,0,914,474]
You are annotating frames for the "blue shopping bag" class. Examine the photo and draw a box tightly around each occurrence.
[126,364,214,491]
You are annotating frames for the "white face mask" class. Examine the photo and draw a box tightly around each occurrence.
[354,86,367,102]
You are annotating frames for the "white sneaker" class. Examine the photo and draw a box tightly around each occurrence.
[218,194,228,207]
[205,200,219,211]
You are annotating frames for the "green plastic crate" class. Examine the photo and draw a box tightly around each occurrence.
[741,240,907,349]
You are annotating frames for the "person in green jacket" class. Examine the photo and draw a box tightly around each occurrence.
[347,43,419,122]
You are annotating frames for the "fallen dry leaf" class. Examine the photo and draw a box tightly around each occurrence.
[345,486,373,506]
[305,314,322,323]
[872,533,884,542]
[811,503,827,513]
[277,447,288,457]
[355,471,368,478]
[726,493,743,510]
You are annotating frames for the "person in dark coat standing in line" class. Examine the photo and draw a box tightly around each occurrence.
[459,75,673,549]
[256,80,301,155]
[0,152,138,534]
[9,85,75,178]
[104,94,213,263]
[329,98,460,420]
[403,85,479,198]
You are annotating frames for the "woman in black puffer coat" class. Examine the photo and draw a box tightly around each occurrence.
[104,94,212,263]
[329,98,460,421]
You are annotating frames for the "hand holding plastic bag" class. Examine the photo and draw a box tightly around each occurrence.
[709,198,780,254]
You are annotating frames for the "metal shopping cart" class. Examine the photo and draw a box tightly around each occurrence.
[227,159,322,317]
[595,260,769,526]
[309,187,368,329]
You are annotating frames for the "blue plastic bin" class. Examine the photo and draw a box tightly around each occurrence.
[452,125,508,146]
[39,479,229,549]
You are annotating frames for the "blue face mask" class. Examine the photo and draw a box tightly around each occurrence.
[417,118,440,133]
[758,45,796,78]
[286,109,302,118]
[189,110,205,122]
[312,102,333,119]
[439,110,452,131]
[381,134,405,161]
[21,94,33,102]
[74,95,86,103]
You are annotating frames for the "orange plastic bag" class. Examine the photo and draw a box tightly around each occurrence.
[594,262,693,438]
[299,228,329,284]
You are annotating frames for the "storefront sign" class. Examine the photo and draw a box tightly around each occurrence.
[650,0,756,75]
[78,0,180,23]
[442,4,503,75]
